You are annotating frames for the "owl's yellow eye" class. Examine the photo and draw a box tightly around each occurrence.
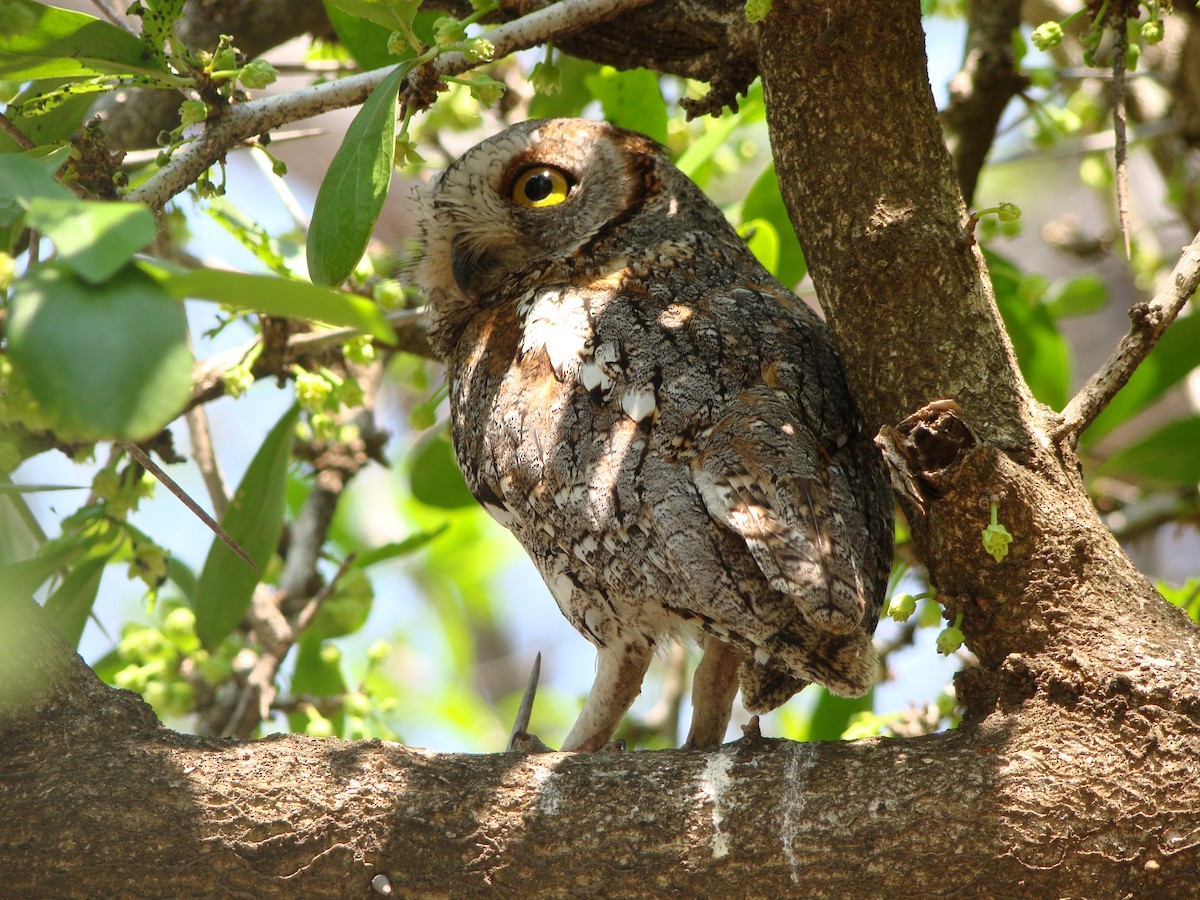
[511,166,572,208]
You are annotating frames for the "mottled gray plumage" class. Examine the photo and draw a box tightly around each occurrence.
[412,118,893,750]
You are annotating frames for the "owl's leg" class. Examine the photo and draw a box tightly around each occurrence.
[682,636,743,749]
[561,642,654,752]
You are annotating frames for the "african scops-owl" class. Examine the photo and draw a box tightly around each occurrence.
[413,118,893,750]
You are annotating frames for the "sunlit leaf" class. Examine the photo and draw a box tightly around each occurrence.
[1158,577,1200,625]
[0,80,96,153]
[0,533,87,597]
[798,687,874,742]
[353,524,447,568]
[1043,273,1107,319]
[741,163,807,289]
[323,2,440,69]
[7,263,193,441]
[0,151,73,212]
[988,250,1070,410]
[528,54,601,119]
[152,266,397,343]
[675,81,764,184]
[0,1,169,80]
[1085,314,1200,445]
[410,434,476,509]
[42,555,108,648]
[584,66,667,145]
[25,197,156,283]
[193,405,300,648]
[1100,415,1200,484]
[288,634,347,735]
[307,63,405,286]
[738,217,779,275]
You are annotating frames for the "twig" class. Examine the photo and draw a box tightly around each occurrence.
[1111,6,1131,260]
[127,0,656,211]
[184,406,230,521]
[1057,228,1200,442]
[187,307,431,411]
[117,438,257,572]
[220,553,358,738]
[0,112,36,151]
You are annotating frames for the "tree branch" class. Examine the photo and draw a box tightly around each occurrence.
[1057,228,1200,442]
[943,0,1025,205]
[126,0,657,211]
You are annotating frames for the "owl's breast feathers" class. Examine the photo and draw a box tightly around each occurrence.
[447,272,891,693]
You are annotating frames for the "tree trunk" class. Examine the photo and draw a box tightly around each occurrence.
[4,0,1200,896]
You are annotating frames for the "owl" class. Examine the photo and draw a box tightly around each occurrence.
[412,118,893,751]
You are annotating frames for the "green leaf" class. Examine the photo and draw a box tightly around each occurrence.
[1086,314,1200,445]
[7,263,194,441]
[1043,274,1108,319]
[798,687,875,742]
[166,555,197,602]
[1100,415,1200,484]
[325,0,419,32]
[288,634,347,734]
[0,533,87,597]
[738,218,779,275]
[353,524,447,568]
[528,54,601,119]
[151,265,397,342]
[0,80,96,154]
[193,405,300,648]
[583,66,667,145]
[25,197,156,283]
[674,81,765,184]
[988,251,1070,410]
[306,64,405,286]
[0,1,169,80]
[409,434,475,509]
[741,163,807,289]
[307,570,373,640]
[0,151,73,213]
[322,1,434,69]
[42,554,108,648]
[1158,577,1200,625]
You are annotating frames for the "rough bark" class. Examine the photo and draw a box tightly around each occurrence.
[5,0,1200,896]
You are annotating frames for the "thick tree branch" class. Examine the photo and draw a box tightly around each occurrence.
[1057,228,1200,441]
[3,595,1199,895]
[127,0,657,211]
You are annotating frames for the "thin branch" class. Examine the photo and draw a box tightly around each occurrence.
[221,554,358,738]
[117,439,257,572]
[0,112,36,151]
[185,406,230,520]
[1057,228,1200,441]
[127,0,656,211]
[186,307,431,412]
[1111,6,1132,260]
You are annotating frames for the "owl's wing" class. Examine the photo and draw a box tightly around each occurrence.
[689,386,879,635]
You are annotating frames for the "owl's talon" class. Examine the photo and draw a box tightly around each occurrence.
[507,652,543,752]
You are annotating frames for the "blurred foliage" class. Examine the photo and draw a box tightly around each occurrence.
[0,0,1197,753]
